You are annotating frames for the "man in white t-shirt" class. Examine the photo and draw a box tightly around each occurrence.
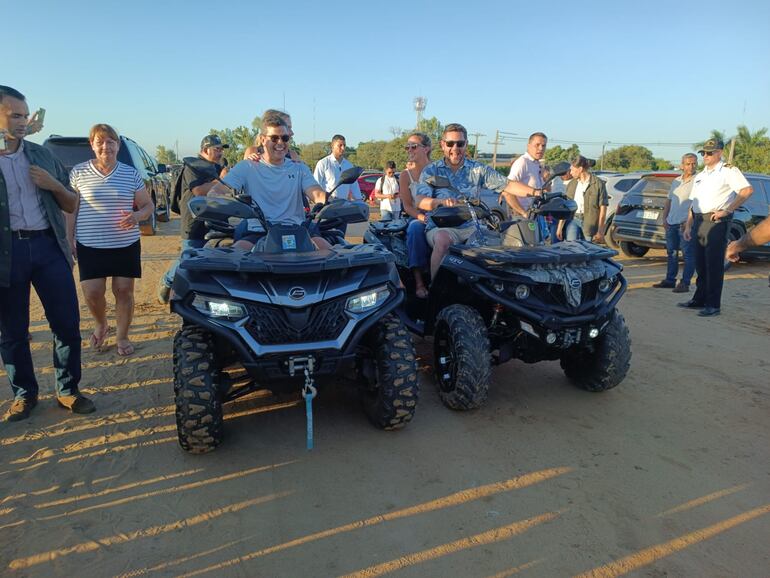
[679,138,753,316]
[209,115,330,251]
[374,161,400,220]
[503,132,547,217]
[313,134,362,236]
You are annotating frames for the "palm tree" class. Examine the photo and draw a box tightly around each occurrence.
[733,125,770,172]
[693,129,729,152]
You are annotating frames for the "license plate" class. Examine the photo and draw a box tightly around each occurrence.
[641,209,658,221]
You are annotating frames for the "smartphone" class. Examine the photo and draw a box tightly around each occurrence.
[25,108,46,136]
[0,131,6,152]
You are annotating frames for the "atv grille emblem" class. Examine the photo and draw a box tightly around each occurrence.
[569,278,581,288]
[289,287,306,300]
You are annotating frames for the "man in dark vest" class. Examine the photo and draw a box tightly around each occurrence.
[0,85,95,421]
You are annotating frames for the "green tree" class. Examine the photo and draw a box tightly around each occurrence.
[600,145,664,171]
[732,125,770,173]
[349,140,388,169]
[298,141,328,170]
[381,135,410,169]
[693,129,728,153]
[208,116,261,167]
[155,145,178,165]
[544,144,581,166]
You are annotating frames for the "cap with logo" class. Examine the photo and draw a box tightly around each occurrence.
[698,138,724,153]
[200,135,230,150]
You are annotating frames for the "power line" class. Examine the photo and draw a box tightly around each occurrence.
[494,130,698,148]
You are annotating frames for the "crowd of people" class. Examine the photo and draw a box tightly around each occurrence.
[1,83,767,422]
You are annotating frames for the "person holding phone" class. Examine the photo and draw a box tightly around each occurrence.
[0,85,95,421]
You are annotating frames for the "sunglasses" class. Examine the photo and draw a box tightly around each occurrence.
[266,134,291,143]
[701,150,718,156]
[443,140,466,148]
[404,143,423,151]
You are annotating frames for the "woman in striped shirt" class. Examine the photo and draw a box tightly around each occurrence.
[68,124,154,356]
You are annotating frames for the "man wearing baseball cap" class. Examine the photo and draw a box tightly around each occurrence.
[679,138,753,316]
[158,134,228,303]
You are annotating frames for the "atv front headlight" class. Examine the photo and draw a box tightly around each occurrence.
[346,285,391,314]
[192,295,247,320]
[598,276,617,293]
[514,284,530,300]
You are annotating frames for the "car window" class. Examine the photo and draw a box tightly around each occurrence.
[123,140,148,178]
[140,147,158,174]
[744,179,769,216]
[627,176,675,196]
[364,175,380,184]
[44,140,94,172]
[760,179,770,205]
[614,178,639,193]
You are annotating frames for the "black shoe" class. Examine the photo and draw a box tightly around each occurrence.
[652,280,676,288]
[56,394,96,414]
[5,398,37,422]
[677,300,705,309]
[672,282,690,293]
[698,307,721,317]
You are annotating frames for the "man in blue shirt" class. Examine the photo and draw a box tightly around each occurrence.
[414,123,532,278]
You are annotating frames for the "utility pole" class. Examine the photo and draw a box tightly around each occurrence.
[469,132,486,159]
[489,130,501,168]
[600,141,611,171]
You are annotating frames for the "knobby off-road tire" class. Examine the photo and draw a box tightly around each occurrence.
[173,327,223,453]
[433,304,491,410]
[361,315,419,430]
[560,309,631,392]
[619,241,648,258]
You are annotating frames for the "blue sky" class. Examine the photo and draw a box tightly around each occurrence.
[6,0,769,164]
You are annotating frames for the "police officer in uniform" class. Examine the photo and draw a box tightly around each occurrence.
[679,138,753,316]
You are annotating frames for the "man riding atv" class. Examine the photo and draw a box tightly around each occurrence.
[208,114,331,250]
[414,123,534,278]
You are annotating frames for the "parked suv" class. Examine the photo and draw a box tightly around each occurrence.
[598,172,649,248]
[611,172,770,259]
[43,135,170,235]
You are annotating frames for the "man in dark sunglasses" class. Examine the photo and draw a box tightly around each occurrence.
[208,115,329,251]
[414,123,533,278]
[679,138,753,317]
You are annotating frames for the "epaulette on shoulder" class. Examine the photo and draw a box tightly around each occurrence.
[723,163,735,168]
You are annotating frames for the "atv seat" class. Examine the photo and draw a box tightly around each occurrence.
[370,219,409,234]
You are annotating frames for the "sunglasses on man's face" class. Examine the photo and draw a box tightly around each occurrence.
[701,150,717,156]
[404,143,423,151]
[266,134,291,143]
[444,140,466,148]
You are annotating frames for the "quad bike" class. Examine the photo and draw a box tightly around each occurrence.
[364,162,631,410]
[170,167,419,453]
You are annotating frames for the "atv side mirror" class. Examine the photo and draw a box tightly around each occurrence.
[338,166,364,185]
[425,175,452,189]
[236,194,253,205]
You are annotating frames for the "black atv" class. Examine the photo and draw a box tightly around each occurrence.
[364,163,631,410]
[170,169,419,453]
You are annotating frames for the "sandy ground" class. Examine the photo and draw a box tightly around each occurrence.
[1,215,769,578]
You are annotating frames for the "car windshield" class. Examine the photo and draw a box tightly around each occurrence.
[44,140,94,172]
[626,176,676,197]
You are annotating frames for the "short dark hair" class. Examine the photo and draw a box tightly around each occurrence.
[331,134,346,145]
[261,114,288,134]
[529,132,547,142]
[0,85,26,104]
[443,123,467,140]
[385,160,396,170]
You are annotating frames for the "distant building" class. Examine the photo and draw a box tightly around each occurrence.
[476,152,519,168]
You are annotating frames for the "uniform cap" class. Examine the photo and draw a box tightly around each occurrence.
[698,138,724,153]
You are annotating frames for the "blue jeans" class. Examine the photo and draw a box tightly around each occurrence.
[564,218,584,241]
[163,238,205,288]
[665,223,695,285]
[380,209,398,221]
[0,233,81,401]
[407,219,430,269]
